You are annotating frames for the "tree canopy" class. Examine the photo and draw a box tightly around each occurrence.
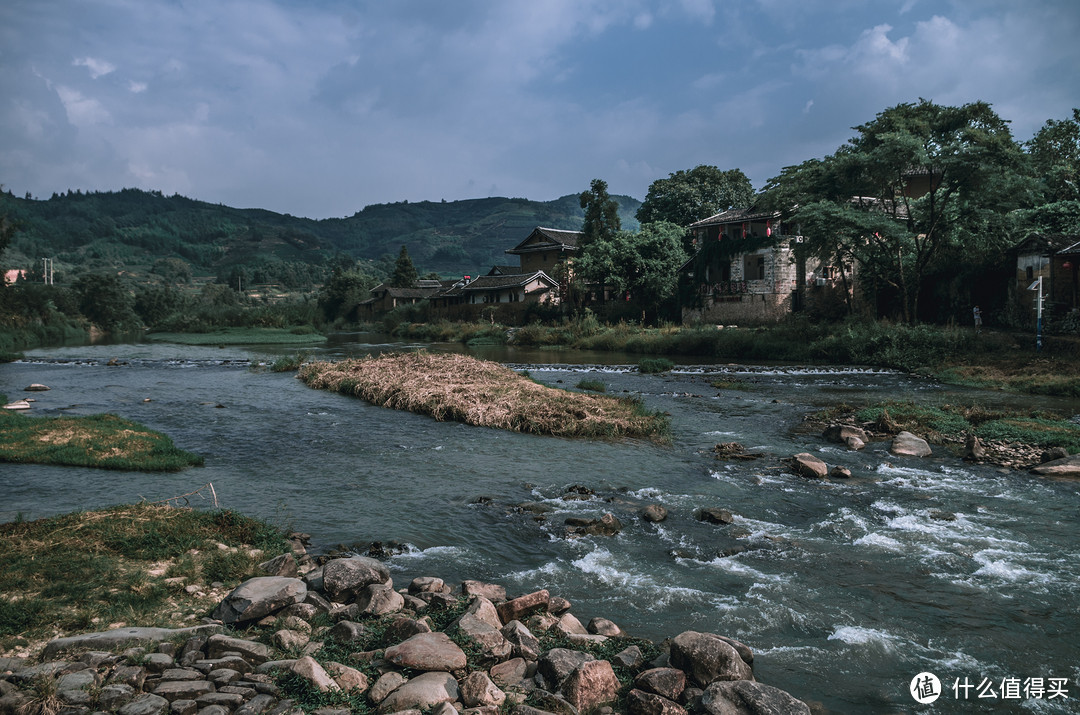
[390,245,419,288]
[579,179,622,249]
[762,99,1027,322]
[636,165,754,227]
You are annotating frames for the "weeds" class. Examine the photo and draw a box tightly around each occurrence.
[576,379,607,393]
[637,357,674,374]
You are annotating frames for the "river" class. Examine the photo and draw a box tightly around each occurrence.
[2,334,1079,713]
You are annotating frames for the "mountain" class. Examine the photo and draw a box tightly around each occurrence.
[0,188,642,283]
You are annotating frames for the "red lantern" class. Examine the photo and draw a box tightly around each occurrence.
[1064,261,1074,270]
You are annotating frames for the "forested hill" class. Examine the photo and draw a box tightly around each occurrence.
[0,188,641,283]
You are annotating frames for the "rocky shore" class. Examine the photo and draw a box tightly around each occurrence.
[0,538,812,715]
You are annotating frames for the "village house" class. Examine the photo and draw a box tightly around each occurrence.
[1014,233,1080,322]
[356,279,445,319]
[429,266,559,321]
[679,207,846,325]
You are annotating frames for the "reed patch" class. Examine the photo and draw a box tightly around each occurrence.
[298,352,668,440]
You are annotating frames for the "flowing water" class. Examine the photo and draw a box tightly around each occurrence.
[3,334,1079,713]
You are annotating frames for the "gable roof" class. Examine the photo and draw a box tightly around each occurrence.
[1014,233,1080,255]
[487,264,526,276]
[461,270,558,292]
[506,227,582,255]
[689,207,781,229]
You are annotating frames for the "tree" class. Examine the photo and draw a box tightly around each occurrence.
[390,245,418,288]
[318,267,378,323]
[579,179,621,249]
[762,99,1026,323]
[576,221,688,322]
[73,273,138,330]
[1028,108,1080,203]
[636,165,754,228]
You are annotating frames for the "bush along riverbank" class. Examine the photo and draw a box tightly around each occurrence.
[384,315,1080,397]
[0,505,812,715]
[297,352,669,441]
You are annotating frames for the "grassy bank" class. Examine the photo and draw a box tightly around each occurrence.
[0,410,205,470]
[810,399,1080,455]
[147,326,327,345]
[389,316,1080,397]
[0,503,290,653]
[298,351,669,440]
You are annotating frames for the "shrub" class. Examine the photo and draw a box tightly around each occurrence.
[638,357,674,373]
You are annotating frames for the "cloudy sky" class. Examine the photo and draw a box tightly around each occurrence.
[2,1,1078,219]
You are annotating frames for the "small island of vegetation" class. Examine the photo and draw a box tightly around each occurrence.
[298,351,669,441]
[0,406,204,471]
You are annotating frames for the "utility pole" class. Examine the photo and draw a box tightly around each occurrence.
[42,258,54,285]
[1028,276,1043,353]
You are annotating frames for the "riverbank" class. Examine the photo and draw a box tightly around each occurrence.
[0,504,812,715]
[297,352,669,441]
[381,317,1080,397]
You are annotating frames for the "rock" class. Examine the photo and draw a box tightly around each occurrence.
[327,620,367,643]
[1030,453,1080,477]
[454,596,514,661]
[407,577,445,595]
[823,425,867,445]
[1041,447,1069,463]
[384,632,467,672]
[324,662,368,693]
[627,689,688,715]
[272,630,309,650]
[212,578,306,625]
[489,658,529,687]
[206,635,272,664]
[699,680,810,715]
[695,508,734,525]
[43,626,223,660]
[929,510,956,522]
[641,505,668,523]
[321,557,391,603]
[501,621,541,661]
[548,597,572,615]
[586,617,622,637]
[24,384,50,391]
[633,668,687,701]
[890,431,932,457]
[290,656,339,693]
[613,645,645,669]
[377,671,459,713]
[460,671,506,708]
[462,580,507,602]
[669,631,754,687]
[3,400,32,410]
[844,436,865,451]
[537,648,595,691]
[259,554,298,578]
[788,453,827,480]
[829,466,852,479]
[554,613,588,638]
[152,680,216,702]
[963,434,987,461]
[355,583,405,616]
[566,513,622,537]
[561,660,620,712]
[98,683,137,710]
[118,693,171,715]
[369,672,408,704]
[497,590,550,625]
[382,615,432,644]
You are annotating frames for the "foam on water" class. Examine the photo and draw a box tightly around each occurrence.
[827,625,905,650]
[853,532,904,550]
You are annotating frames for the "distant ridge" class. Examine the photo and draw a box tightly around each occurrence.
[0,189,642,278]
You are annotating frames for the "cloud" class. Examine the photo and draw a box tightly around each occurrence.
[73,57,116,79]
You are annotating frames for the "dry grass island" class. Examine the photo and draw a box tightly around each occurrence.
[298,352,669,441]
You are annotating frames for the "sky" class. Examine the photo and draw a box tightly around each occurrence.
[1,1,1078,220]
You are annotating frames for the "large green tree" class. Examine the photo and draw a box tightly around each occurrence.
[579,179,621,249]
[576,221,688,322]
[636,165,754,228]
[1015,108,1080,234]
[762,99,1026,322]
[390,245,419,288]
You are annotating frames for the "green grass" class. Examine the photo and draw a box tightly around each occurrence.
[637,357,674,374]
[848,400,1080,452]
[0,504,290,649]
[147,327,327,345]
[0,411,205,471]
[267,351,311,372]
[576,378,607,393]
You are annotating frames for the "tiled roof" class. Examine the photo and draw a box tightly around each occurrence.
[688,207,780,228]
[487,264,526,275]
[506,226,583,254]
[461,270,557,291]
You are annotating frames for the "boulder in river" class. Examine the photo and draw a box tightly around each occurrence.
[788,453,828,479]
[890,431,932,457]
[822,425,867,445]
[1029,453,1080,478]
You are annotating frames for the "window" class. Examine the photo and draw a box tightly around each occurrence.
[1026,266,1034,282]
